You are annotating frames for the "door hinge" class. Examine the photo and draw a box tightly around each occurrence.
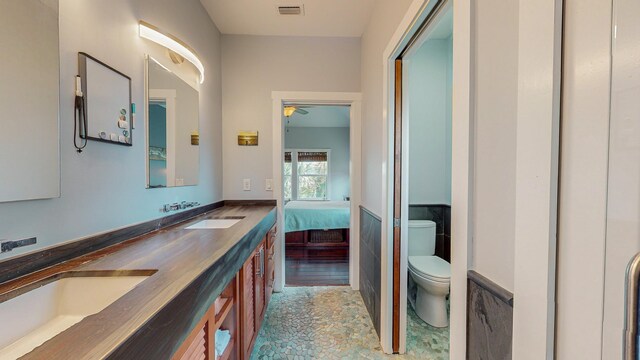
[393,218,401,228]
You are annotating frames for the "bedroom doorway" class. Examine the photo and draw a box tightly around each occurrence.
[282,105,351,286]
[271,91,362,293]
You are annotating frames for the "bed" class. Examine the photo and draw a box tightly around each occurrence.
[284,201,351,257]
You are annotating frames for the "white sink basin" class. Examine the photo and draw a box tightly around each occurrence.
[185,219,242,229]
[0,275,149,359]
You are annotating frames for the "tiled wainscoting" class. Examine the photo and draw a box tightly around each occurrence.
[359,206,382,337]
[466,270,514,359]
[408,204,450,262]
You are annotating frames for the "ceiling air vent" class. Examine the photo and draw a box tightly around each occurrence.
[278,5,303,15]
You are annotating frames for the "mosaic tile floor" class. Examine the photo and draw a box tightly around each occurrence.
[250,287,449,359]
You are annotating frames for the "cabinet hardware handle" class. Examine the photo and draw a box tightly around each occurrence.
[260,248,265,277]
[256,248,265,278]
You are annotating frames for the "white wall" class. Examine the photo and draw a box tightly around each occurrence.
[285,127,350,201]
[221,35,360,200]
[470,0,519,292]
[407,37,452,205]
[360,0,414,216]
[0,0,223,260]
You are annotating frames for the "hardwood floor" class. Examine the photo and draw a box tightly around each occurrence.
[285,256,349,286]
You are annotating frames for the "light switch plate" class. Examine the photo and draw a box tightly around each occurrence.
[243,178,251,191]
[265,179,273,191]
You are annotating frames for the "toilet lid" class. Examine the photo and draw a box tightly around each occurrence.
[408,256,451,281]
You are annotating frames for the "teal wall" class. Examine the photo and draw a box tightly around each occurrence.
[407,36,453,205]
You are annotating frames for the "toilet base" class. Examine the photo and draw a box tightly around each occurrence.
[415,287,449,328]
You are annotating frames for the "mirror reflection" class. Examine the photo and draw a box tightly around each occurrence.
[0,0,60,202]
[146,57,200,188]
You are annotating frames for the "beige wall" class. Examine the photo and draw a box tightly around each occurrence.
[221,35,361,200]
[360,0,413,215]
[0,0,223,260]
[470,0,519,292]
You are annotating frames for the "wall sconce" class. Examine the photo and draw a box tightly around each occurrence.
[238,131,258,146]
[139,21,205,84]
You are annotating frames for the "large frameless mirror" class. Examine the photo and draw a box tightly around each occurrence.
[0,0,60,202]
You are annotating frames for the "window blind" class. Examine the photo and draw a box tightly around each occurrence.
[284,152,292,163]
[297,151,327,162]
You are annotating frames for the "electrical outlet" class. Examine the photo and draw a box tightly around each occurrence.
[265,179,273,191]
[243,178,251,191]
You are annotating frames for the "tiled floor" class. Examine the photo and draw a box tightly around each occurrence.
[250,287,449,359]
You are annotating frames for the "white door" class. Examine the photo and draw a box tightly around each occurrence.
[602,0,640,357]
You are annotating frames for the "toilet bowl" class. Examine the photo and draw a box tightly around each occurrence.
[408,255,450,327]
[408,220,451,327]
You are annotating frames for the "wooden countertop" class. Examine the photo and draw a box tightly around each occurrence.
[0,205,276,360]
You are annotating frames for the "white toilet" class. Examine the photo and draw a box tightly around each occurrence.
[408,220,451,328]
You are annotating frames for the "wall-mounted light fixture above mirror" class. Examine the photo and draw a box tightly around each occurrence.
[140,21,202,189]
[139,21,205,84]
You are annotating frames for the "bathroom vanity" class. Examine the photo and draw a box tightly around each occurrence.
[0,203,277,359]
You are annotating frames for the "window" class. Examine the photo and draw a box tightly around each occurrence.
[284,152,293,200]
[283,150,329,200]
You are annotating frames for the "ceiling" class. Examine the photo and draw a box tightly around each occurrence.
[427,7,453,40]
[285,105,350,128]
[200,0,376,37]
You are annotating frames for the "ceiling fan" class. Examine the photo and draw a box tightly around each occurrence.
[283,105,311,117]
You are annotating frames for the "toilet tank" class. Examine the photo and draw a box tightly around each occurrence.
[408,220,437,256]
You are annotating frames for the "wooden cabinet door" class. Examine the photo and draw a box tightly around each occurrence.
[177,326,207,360]
[172,308,215,360]
[266,241,275,306]
[238,235,273,359]
[265,225,276,306]
[254,240,266,330]
[240,254,255,359]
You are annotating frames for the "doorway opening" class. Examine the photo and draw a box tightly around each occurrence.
[271,91,362,294]
[282,105,352,286]
[390,0,453,355]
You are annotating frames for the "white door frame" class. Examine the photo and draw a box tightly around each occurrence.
[512,1,563,358]
[382,0,562,357]
[380,0,472,356]
[271,91,362,292]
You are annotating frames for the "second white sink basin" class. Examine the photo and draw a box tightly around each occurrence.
[0,274,150,359]
[185,219,242,229]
